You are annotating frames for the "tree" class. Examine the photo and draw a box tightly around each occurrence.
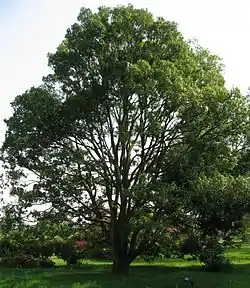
[2,5,249,274]
[180,173,250,269]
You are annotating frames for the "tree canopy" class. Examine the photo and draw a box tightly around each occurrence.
[2,5,250,274]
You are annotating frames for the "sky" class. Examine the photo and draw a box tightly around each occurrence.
[0,0,250,144]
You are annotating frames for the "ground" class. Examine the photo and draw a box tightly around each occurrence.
[1,248,250,288]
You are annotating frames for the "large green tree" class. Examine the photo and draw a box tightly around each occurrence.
[2,5,249,274]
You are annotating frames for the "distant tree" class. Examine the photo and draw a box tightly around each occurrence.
[2,5,249,274]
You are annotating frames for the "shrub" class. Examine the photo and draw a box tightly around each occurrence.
[86,247,112,260]
[39,258,55,268]
[0,255,55,268]
[0,237,18,257]
[0,236,55,258]
[54,240,86,266]
[0,235,56,268]
[179,234,232,271]
[199,244,232,272]
[180,237,200,255]
[40,241,54,258]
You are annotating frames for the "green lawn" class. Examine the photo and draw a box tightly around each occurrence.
[1,248,250,288]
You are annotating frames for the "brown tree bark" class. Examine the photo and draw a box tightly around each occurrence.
[112,254,130,275]
[111,213,133,276]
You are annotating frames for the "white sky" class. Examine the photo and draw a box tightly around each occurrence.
[0,0,249,144]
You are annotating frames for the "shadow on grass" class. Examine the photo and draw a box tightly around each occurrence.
[2,263,250,288]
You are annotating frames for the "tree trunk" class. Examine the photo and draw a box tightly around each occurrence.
[110,207,132,275]
[111,221,131,275]
[112,254,130,275]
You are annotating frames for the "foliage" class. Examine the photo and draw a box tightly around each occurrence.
[190,173,250,239]
[176,173,250,269]
[0,255,55,268]
[0,217,111,267]
[2,4,250,274]
[199,243,232,272]
[0,221,57,268]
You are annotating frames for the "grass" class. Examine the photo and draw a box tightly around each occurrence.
[1,248,250,287]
